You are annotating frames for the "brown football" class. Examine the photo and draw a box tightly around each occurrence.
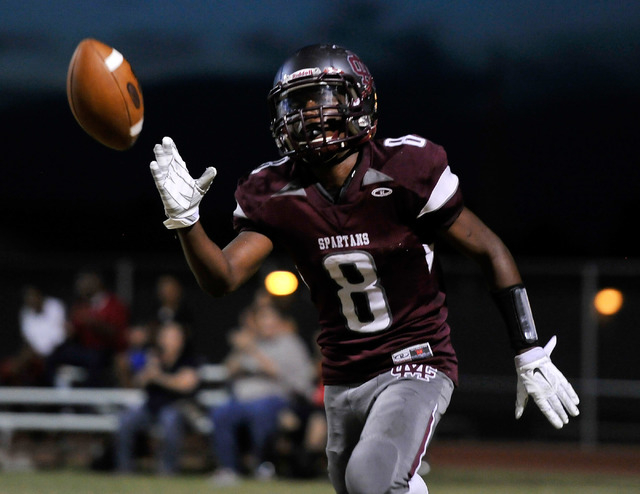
[67,38,144,151]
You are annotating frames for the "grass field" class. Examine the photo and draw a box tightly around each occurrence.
[2,467,639,494]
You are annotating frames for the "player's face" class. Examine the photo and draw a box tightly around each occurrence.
[157,323,185,357]
[276,84,348,145]
[277,84,346,114]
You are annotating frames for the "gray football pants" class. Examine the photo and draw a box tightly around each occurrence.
[324,368,454,494]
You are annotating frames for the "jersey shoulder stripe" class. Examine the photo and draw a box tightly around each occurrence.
[417,166,459,217]
[250,156,290,175]
[370,135,463,224]
[233,202,248,219]
[234,156,295,222]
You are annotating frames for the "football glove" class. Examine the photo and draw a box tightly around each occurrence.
[150,136,217,229]
[514,336,580,429]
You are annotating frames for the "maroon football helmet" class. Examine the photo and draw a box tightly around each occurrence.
[268,44,378,165]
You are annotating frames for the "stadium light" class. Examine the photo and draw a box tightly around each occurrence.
[264,270,299,296]
[593,288,623,316]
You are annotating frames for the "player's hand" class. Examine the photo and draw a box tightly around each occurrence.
[514,336,580,429]
[150,136,217,229]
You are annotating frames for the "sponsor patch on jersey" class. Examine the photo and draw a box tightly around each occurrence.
[392,342,433,365]
[371,187,393,197]
[391,363,438,382]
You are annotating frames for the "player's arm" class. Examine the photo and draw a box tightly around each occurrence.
[177,224,273,296]
[439,207,522,291]
[149,136,273,296]
[441,207,543,351]
[440,207,580,428]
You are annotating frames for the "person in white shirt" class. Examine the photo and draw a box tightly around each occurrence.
[20,285,66,358]
[0,286,66,386]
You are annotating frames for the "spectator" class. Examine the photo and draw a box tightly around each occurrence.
[114,323,152,388]
[293,341,328,478]
[154,274,196,330]
[115,321,201,475]
[209,301,314,485]
[297,381,328,477]
[46,270,129,387]
[0,285,66,386]
[273,330,328,479]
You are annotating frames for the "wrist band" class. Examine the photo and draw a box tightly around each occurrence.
[493,284,539,351]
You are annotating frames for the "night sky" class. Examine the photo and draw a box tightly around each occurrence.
[2,0,639,259]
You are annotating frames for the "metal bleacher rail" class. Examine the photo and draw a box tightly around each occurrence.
[0,364,229,455]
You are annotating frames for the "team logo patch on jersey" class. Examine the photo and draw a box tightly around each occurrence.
[391,363,438,382]
[371,187,393,197]
[392,342,433,364]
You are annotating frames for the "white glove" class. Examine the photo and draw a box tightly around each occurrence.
[514,336,580,429]
[150,136,217,229]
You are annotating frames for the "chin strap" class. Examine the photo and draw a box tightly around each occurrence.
[301,145,358,168]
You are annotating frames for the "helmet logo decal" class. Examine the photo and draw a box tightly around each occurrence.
[323,67,343,75]
[347,54,373,97]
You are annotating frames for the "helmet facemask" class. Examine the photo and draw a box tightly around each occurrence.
[269,72,376,165]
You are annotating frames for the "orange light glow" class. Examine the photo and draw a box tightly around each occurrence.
[594,288,623,316]
[264,270,299,296]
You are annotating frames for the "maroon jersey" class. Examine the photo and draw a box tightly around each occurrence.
[234,135,464,385]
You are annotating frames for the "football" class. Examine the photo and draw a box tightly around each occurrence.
[66,38,144,151]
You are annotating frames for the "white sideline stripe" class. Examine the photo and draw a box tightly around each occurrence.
[105,48,124,72]
[130,118,144,136]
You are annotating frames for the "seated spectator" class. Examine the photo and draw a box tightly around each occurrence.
[0,285,66,386]
[46,270,129,387]
[154,274,196,330]
[114,323,152,388]
[115,321,201,475]
[209,301,314,485]
[271,331,328,478]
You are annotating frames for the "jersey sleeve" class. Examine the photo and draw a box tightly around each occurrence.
[383,136,464,232]
[232,159,291,238]
[232,198,262,234]
[416,139,463,228]
[416,161,464,233]
[233,175,262,234]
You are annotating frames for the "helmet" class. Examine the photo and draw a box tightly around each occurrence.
[268,44,378,164]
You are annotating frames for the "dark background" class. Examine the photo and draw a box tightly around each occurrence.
[1,1,639,259]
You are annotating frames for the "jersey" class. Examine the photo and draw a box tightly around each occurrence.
[234,135,464,386]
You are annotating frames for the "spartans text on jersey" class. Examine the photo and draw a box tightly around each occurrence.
[318,233,370,250]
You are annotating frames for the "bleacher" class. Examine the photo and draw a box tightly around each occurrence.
[0,364,230,469]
